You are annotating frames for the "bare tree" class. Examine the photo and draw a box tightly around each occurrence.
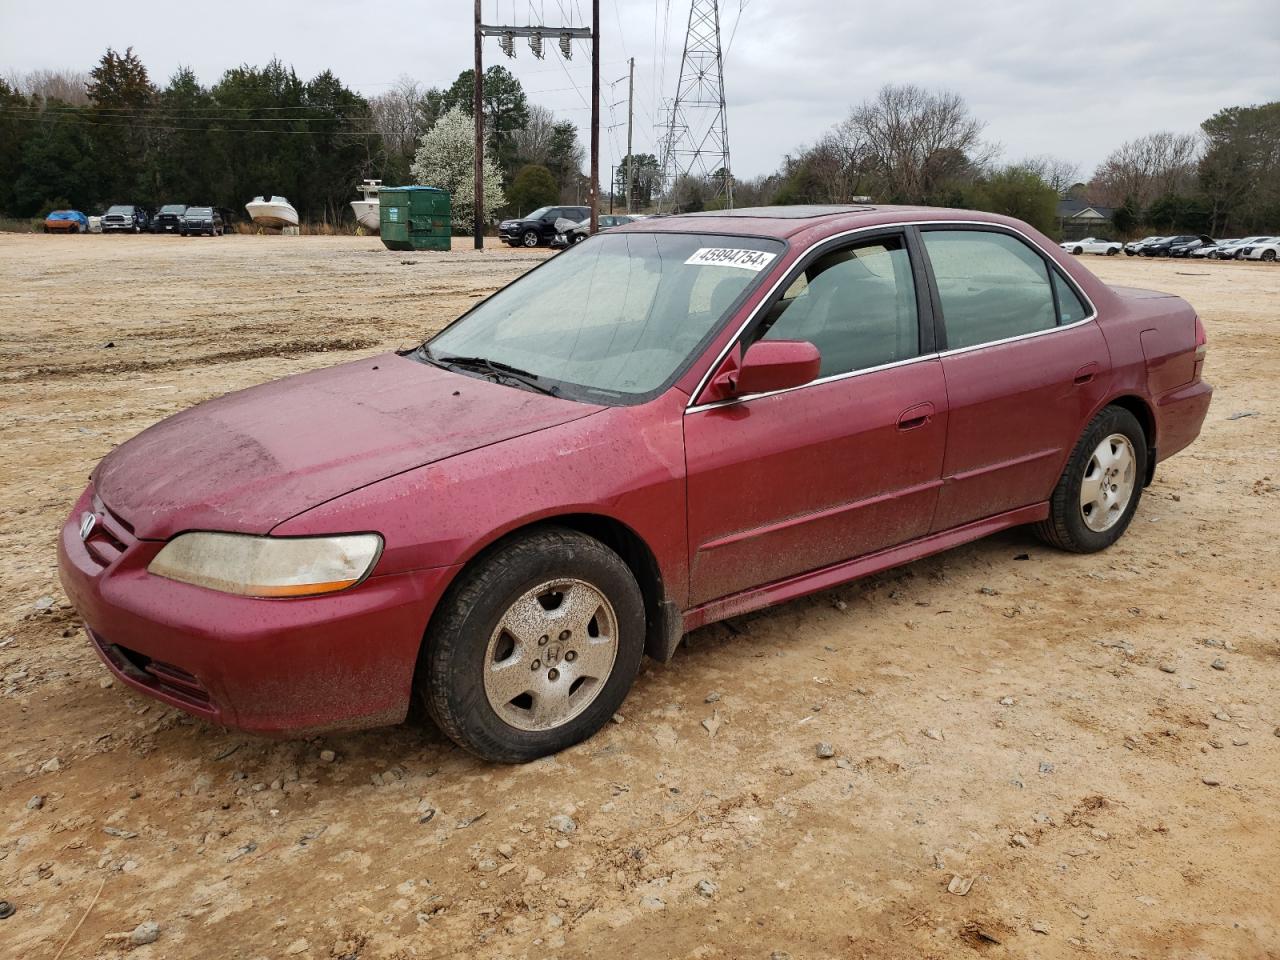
[370,75,441,160]
[4,68,91,105]
[1022,155,1081,198]
[511,104,558,167]
[841,84,993,202]
[1089,132,1199,208]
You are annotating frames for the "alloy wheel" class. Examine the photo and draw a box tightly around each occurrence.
[522,230,539,247]
[1079,433,1137,532]
[482,578,618,732]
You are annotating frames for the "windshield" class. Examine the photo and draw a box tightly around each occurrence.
[524,206,553,220]
[425,231,784,403]
[106,206,131,214]
[160,205,186,214]
[186,207,212,216]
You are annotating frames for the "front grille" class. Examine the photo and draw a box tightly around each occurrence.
[83,496,136,569]
[91,631,213,710]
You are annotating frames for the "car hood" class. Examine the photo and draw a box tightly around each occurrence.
[93,353,604,539]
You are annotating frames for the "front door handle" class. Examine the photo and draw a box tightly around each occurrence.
[897,401,935,431]
[1074,362,1098,385]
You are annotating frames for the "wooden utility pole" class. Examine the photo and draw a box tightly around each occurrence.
[626,57,635,213]
[589,0,600,235]
[473,0,484,250]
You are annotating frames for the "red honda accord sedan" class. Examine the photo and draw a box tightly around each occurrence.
[59,206,1212,762]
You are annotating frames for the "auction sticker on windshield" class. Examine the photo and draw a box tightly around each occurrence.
[684,247,777,271]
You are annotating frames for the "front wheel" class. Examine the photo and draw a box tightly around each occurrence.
[1106,247,1118,256]
[521,229,540,248]
[419,527,645,763]
[1034,406,1147,553]
[1072,246,1083,255]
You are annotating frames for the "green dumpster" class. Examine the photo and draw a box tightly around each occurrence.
[380,186,451,251]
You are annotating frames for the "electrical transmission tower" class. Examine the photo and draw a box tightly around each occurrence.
[658,0,733,211]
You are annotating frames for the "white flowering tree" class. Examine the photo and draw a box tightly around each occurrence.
[410,106,505,235]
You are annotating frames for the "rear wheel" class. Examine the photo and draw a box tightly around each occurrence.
[418,527,645,763]
[1106,246,1118,255]
[1263,250,1277,263]
[1034,406,1146,553]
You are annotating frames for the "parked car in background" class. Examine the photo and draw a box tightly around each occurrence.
[1143,235,1200,257]
[43,210,90,233]
[1238,237,1280,262]
[1060,237,1122,256]
[498,205,591,247]
[58,205,1212,763]
[151,204,188,234]
[101,205,150,233]
[1190,239,1236,258]
[1168,236,1214,258]
[1213,236,1264,259]
[180,207,225,236]
[552,214,636,248]
[1124,236,1164,256]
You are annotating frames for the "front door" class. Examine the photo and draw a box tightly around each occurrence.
[917,227,1112,531]
[684,231,948,606]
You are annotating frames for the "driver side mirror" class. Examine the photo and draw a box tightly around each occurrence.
[708,340,821,401]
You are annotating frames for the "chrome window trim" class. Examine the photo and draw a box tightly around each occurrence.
[684,218,1099,414]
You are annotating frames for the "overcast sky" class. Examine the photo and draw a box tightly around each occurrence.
[2,0,1277,183]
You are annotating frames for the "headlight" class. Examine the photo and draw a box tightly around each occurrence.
[148,532,383,598]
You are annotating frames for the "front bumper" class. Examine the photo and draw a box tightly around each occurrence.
[57,485,460,736]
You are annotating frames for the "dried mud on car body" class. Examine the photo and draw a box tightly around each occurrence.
[1,234,1279,959]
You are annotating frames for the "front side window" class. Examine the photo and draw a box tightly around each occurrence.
[425,232,784,402]
[758,235,920,377]
[923,230,1056,350]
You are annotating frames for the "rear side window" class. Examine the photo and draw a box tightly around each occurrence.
[923,230,1056,350]
[1053,271,1089,324]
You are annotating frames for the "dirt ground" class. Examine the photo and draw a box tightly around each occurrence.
[1,233,1278,960]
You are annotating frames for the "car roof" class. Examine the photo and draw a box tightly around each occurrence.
[619,204,1027,240]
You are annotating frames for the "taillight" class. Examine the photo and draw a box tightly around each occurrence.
[1193,315,1207,380]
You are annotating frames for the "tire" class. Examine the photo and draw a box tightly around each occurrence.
[419,527,645,763]
[1263,250,1277,263]
[1034,406,1147,554]
[1106,247,1117,256]
[1072,246,1083,255]
[521,229,540,248]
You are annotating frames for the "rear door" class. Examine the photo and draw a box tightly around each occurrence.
[918,226,1111,532]
[684,229,948,605]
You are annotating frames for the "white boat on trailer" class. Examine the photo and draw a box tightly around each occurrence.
[245,195,299,229]
[351,179,381,232]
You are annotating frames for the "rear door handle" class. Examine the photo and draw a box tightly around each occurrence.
[1074,362,1098,385]
[897,401,935,431]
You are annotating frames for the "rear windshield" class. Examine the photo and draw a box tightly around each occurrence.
[425,232,784,403]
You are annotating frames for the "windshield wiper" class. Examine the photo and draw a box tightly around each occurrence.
[428,349,559,397]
